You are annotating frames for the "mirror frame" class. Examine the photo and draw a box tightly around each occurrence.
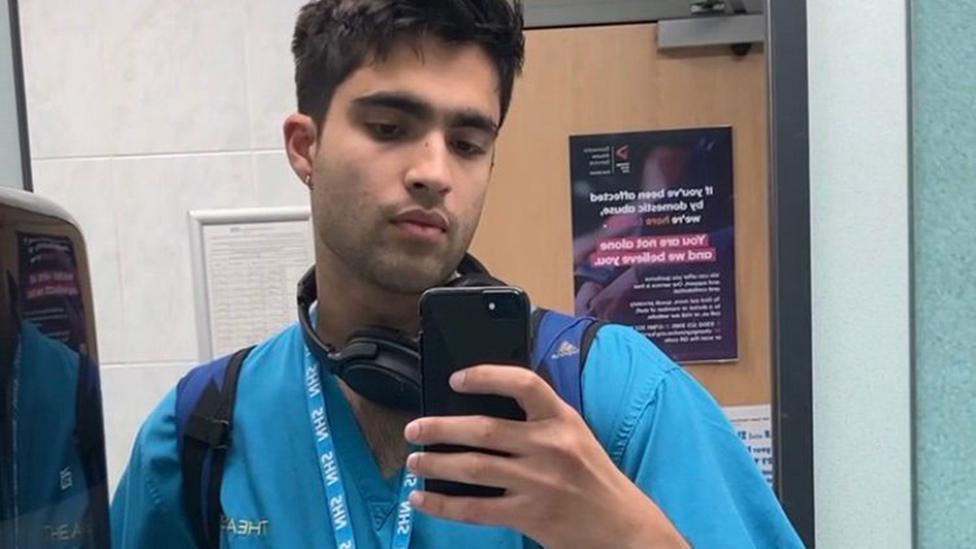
[7,0,816,544]
[5,0,32,191]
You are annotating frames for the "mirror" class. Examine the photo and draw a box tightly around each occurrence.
[0,188,110,548]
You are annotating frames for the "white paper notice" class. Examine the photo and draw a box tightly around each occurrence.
[723,404,773,487]
[202,220,313,357]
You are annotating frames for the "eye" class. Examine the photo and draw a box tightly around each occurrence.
[367,122,404,141]
[452,139,486,158]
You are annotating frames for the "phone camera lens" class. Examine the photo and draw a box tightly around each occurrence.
[483,291,523,320]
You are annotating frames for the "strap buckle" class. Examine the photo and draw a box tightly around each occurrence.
[186,414,232,449]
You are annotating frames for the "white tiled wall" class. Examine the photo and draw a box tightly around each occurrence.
[19,0,309,492]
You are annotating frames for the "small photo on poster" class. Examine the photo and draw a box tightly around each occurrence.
[570,127,737,363]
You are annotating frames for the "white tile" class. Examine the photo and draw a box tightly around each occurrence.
[99,362,193,495]
[105,1,251,155]
[19,0,116,158]
[253,150,310,207]
[243,0,307,150]
[113,153,258,363]
[30,159,127,364]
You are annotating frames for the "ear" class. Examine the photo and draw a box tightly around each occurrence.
[283,113,318,189]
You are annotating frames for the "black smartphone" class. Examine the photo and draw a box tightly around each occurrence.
[418,285,530,497]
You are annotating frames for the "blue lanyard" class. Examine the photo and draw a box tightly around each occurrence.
[304,347,418,549]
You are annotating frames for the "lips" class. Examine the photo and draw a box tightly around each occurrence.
[391,209,449,233]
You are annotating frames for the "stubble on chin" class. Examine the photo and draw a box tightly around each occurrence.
[356,247,458,295]
[318,199,475,295]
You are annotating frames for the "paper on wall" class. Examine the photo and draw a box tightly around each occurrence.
[202,220,313,357]
[723,404,773,487]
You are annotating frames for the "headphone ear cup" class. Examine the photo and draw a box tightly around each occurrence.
[333,327,422,411]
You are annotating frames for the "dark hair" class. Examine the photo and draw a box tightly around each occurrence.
[291,0,524,129]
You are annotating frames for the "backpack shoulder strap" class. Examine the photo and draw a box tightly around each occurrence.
[175,345,254,549]
[529,309,607,416]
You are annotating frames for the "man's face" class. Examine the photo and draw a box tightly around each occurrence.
[309,38,501,294]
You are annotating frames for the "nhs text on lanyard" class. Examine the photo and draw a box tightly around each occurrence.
[304,348,418,549]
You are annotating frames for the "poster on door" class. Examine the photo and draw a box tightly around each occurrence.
[16,232,88,354]
[569,127,737,363]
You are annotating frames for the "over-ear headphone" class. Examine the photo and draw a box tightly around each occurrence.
[297,253,504,411]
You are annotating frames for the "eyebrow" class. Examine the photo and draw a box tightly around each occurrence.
[352,92,499,136]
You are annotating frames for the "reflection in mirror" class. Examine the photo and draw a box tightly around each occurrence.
[0,188,110,548]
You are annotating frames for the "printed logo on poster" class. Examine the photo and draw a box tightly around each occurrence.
[613,144,631,174]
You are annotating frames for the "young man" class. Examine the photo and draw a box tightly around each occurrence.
[111,1,803,547]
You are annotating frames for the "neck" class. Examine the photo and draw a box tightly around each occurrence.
[338,380,416,478]
[314,253,420,349]
[313,248,420,478]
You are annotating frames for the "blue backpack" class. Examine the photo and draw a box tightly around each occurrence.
[174,308,606,549]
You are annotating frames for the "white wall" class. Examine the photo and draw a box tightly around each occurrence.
[808,2,913,548]
[19,0,310,490]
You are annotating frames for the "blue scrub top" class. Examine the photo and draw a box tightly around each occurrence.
[111,322,802,548]
[13,322,98,547]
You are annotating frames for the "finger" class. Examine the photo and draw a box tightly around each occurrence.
[409,490,522,529]
[406,451,535,490]
[404,415,529,454]
[451,365,564,420]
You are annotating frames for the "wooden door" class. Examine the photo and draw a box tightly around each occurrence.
[472,23,770,406]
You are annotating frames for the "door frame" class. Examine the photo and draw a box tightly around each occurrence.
[765,2,813,546]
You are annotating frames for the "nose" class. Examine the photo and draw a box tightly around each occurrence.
[404,136,452,198]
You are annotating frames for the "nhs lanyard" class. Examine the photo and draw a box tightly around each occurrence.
[304,347,418,549]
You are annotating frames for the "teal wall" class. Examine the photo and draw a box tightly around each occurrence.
[912,1,976,547]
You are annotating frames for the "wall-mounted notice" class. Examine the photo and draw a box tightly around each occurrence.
[189,208,313,360]
[570,127,737,362]
[723,404,773,487]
